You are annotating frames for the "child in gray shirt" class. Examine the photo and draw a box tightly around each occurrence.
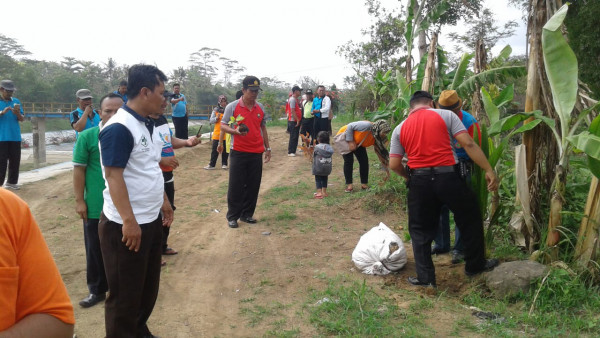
[313,131,334,198]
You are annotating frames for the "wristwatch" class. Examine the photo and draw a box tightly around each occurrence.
[266,148,271,151]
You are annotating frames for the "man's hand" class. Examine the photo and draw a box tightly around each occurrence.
[485,170,499,191]
[1,107,11,115]
[84,105,93,118]
[217,144,223,153]
[12,104,20,115]
[75,200,88,222]
[122,220,142,252]
[160,157,179,170]
[236,126,248,136]
[264,150,271,163]
[186,136,201,147]
[296,121,301,128]
[161,198,174,227]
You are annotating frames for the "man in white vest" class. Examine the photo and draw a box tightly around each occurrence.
[98,64,173,338]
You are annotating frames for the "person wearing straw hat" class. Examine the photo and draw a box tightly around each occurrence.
[432,90,481,264]
[335,120,391,193]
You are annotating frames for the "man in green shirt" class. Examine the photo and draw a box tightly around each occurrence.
[72,93,123,308]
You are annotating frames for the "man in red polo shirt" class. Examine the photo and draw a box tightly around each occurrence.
[389,91,499,287]
[220,76,272,228]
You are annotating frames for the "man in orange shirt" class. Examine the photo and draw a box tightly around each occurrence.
[0,188,75,337]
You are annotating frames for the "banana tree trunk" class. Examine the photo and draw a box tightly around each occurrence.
[471,38,487,124]
[547,164,566,260]
[418,30,428,60]
[421,32,438,93]
[406,56,413,83]
[575,176,600,265]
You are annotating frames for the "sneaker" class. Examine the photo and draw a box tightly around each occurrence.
[204,165,215,170]
[288,153,296,157]
[4,183,20,190]
[221,165,228,169]
[451,251,465,264]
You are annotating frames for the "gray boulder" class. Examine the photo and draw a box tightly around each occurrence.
[485,260,548,298]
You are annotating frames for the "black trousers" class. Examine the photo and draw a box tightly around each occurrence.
[83,218,108,295]
[0,141,21,185]
[288,121,300,154]
[315,175,328,189]
[162,178,175,252]
[313,117,329,139]
[99,213,163,338]
[300,117,314,143]
[407,172,486,284]
[209,139,228,167]
[172,116,188,139]
[342,146,369,185]
[226,150,263,221]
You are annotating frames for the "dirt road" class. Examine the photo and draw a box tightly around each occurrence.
[17,126,472,337]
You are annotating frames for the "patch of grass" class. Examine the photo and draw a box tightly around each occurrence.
[239,301,288,327]
[194,210,208,217]
[275,210,297,221]
[295,220,316,233]
[306,278,432,336]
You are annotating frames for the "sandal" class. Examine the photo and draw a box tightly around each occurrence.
[314,194,324,199]
[344,188,353,193]
[163,247,178,255]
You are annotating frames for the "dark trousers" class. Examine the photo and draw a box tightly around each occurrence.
[313,117,329,139]
[433,205,463,253]
[288,121,300,154]
[209,139,228,167]
[99,213,163,338]
[300,117,314,143]
[315,175,328,189]
[172,116,188,139]
[0,141,21,185]
[342,146,369,185]
[83,218,108,295]
[162,179,175,252]
[226,150,262,221]
[407,172,486,284]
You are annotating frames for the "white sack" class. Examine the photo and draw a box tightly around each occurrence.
[352,222,407,275]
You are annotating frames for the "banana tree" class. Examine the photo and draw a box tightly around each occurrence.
[479,86,543,245]
[365,69,413,126]
[535,4,600,259]
[404,0,449,83]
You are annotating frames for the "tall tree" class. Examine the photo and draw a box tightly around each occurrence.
[0,34,31,57]
[189,47,221,82]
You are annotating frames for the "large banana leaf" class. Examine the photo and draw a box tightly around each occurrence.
[481,87,500,125]
[493,84,514,109]
[417,0,450,34]
[487,111,542,137]
[413,54,428,92]
[471,124,490,219]
[588,115,600,178]
[449,53,474,90]
[455,65,526,99]
[489,45,512,69]
[404,0,417,58]
[567,131,600,174]
[542,4,578,139]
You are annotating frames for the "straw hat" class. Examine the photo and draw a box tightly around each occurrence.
[438,90,462,110]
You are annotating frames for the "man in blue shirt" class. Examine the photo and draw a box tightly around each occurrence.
[0,80,24,190]
[170,83,188,138]
[113,80,128,103]
[70,89,100,138]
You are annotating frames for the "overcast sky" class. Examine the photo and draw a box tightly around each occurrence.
[3,0,525,89]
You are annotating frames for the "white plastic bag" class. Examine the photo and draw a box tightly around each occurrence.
[352,222,407,275]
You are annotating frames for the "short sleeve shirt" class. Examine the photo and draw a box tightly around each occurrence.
[0,97,23,142]
[221,99,266,153]
[171,94,187,117]
[72,126,104,219]
[0,189,75,330]
[390,108,467,168]
[70,107,101,138]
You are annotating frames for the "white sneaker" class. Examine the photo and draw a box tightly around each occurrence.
[221,165,228,169]
[4,183,20,190]
[288,153,296,157]
[204,165,215,170]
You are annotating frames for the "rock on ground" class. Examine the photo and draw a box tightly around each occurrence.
[485,260,548,298]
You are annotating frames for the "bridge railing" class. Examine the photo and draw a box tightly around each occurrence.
[20,102,215,119]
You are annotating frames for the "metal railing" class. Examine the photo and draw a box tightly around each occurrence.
[19,102,214,119]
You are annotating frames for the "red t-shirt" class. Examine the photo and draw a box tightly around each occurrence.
[222,99,266,154]
[286,96,302,122]
[389,108,467,168]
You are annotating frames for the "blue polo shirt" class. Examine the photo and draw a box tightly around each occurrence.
[452,110,480,161]
[113,90,128,103]
[99,105,154,168]
[312,97,323,118]
[70,107,101,138]
[171,94,187,118]
[0,97,23,142]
